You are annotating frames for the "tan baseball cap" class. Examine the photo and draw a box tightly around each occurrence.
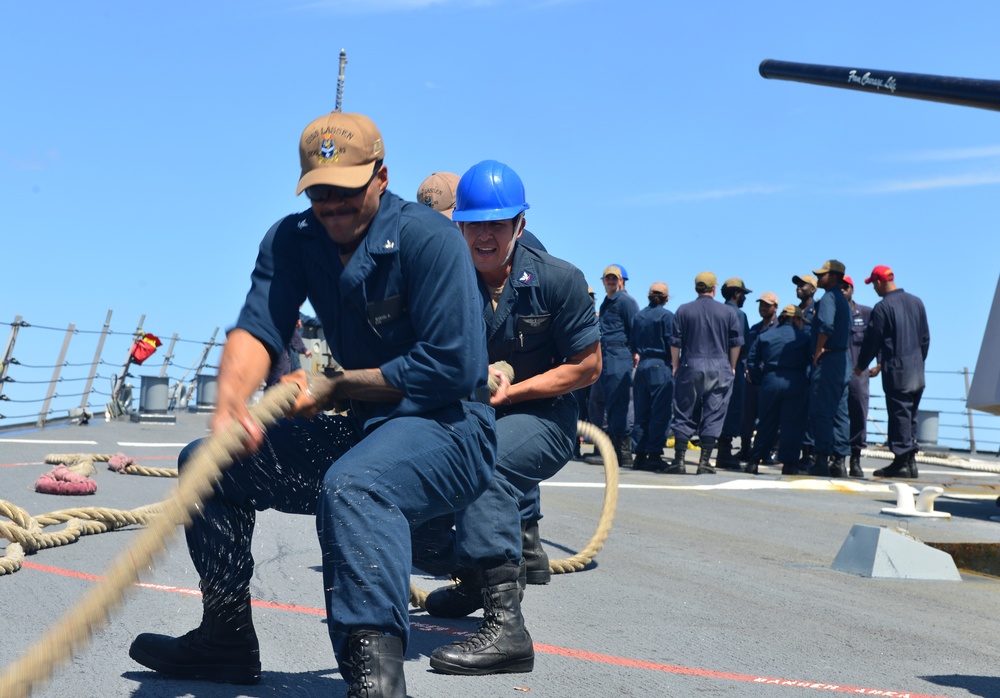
[780,304,802,319]
[813,259,846,276]
[722,277,752,294]
[695,271,717,291]
[603,265,624,279]
[648,282,669,297]
[792,273,818,288]
[758,291,779,306]
[296,112,385,195]
[417,172,460,219]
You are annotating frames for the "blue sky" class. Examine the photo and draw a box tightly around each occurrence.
[2,1,999,448]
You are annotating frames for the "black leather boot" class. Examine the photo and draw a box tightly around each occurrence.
[661,443,686,474]
[715,436,741,470]
[744,458,759,475]
[874,452,916,478]
[800,445,815,470]
[573,437,583,459]
[829,455,847,478]
[424,568,484,618]
[907,450,919,478]
[521,519,551,585]
[618,436,633,467]
[631,452,648,470]
[644,454,667,471]
[129,596,260,685]
[429,581,534,675]
[849,453,864,478]
[808,454,832,477]
[696,438,716,474]
[343,630,406,698]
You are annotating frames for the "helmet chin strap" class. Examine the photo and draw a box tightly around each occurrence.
[500,212,524,267]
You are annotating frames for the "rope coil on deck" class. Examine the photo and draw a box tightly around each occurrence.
[0,382,299,698]
[409,419,619,609]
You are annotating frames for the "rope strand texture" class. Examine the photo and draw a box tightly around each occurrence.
[0,382,299,698]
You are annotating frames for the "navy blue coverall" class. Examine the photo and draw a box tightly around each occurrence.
[414,243,599,571]
[670,296,743,444]
[748,321,811,466]
[630,302,675,457]
[740,316,778,456]
[721,300,751,441]
[598,289,640,441]
[179,192,498,671]
[848,302,873,456]
[809,287,852,457]
[856,288,930,456]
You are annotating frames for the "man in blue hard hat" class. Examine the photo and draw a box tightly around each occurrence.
[415,160,601,676]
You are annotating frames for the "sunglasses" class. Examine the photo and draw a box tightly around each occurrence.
[304,166,379,202]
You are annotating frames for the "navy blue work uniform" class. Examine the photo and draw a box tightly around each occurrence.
[809,287,852,457]
[629,302,675,457]
[721,300,751,440]
[740,316,778,456]
[848,302,873,456]
[857,288,930,456]
[748,322,811,466]
[179,192,498,671]
[414,243,599,571]
[670,296,743,443]
[598,289,640,441]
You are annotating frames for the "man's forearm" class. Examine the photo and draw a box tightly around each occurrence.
[332,368,404,403]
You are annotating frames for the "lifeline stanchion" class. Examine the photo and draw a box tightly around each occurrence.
[0,382,300,698]
[409,419,619,609]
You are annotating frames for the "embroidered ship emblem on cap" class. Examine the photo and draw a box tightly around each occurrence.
[319,132,338,163]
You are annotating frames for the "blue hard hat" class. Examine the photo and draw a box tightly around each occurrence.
[453,160,530,222]
[612,264,629,280]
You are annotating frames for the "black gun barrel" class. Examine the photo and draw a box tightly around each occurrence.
[759,59,1000,113]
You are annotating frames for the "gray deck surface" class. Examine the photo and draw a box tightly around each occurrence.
[2,413,999,698]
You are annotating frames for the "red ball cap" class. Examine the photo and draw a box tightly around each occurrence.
[864,265,894,284]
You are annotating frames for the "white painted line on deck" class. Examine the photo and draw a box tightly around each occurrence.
[117,442,188,448]
[543,479,897,493]
[0,438,98,445]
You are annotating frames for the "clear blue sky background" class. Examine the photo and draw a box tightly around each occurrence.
[2,1,999,447]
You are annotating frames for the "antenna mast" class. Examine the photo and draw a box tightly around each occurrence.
[335,49,347,111]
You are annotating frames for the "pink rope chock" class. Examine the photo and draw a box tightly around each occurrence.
[106,453,136,473]
[34,466,97,496]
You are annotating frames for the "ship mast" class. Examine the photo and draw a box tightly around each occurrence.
[335,49,347,112]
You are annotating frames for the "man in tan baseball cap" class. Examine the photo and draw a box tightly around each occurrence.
[717,277,753,469]
[630,281,674,471]
[128,110,509,695]
[736,290,780,466]
[416,172,460,220]
[667,271,743,474]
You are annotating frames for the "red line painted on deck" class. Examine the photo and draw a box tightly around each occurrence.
[19,561,948,697]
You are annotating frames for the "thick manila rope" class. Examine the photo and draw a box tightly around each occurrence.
[0,382,299,698]
[0,500,164,576]
[409,418,619,609]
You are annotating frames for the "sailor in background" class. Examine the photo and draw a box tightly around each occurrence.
[855,265,930,479]
[792,272,818,469]
[806,260,852,478]
[629,281,674,471]
[716,277,752,469]
[843,275,876,478]
[588,264,639,466]
[668,271,743,474]
[738,291,779,465]
[746,304,811,474]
